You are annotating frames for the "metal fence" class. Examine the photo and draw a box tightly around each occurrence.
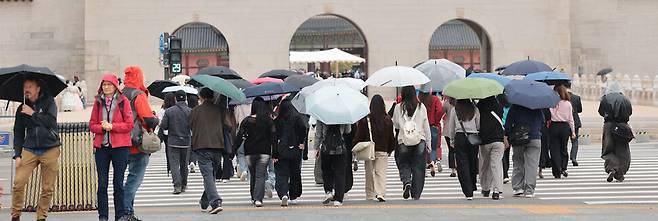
[22,122,97,212]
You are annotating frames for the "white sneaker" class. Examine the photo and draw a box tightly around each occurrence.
[524,193,535,198]
[281,196,289,207]
[503,178,510,184]
[189,164,196,173]
[221,179,228,183]
[513,189,524,197]
[333,201,343,206]
[240,171,248,181]
[323,192,334,205]
[255,201,263,207]
[289,199,298,205]
[466,196,473,200]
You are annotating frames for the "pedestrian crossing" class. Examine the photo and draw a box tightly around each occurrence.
[107,143,658,207]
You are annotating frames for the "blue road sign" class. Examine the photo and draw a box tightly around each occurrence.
[159,33,165,54]
[0,131,11,148]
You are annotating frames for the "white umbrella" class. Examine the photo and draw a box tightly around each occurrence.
[305,85,369,125]
[162,85,198,95]
[171,75,191,85]
[415,59,466,92]
[292,77,366,114]
[365,66,430,87]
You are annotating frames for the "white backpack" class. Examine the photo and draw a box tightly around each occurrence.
[401,106,423,146]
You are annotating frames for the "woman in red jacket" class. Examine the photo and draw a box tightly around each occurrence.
[89,73,134,221]
[419,91,444,177]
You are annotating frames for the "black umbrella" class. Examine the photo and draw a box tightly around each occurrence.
[228,79,255,90]
[147,80,179,99]
[196,66,242,79]
[597,68,614,76]
[243,82,300,98]
[284,74,319,88]
[259,69,300,80]
[501,59,552,76]
[0,64,67,102]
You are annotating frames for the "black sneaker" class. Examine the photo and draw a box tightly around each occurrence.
[607,171,615,182]
[482,190,490,197]
[376,195,386,202]
[402,184,411,199]
[209,203,223,214]
[562,171,569,178]
[199,200,209,211]
[492,192,500,200]
[449,172,457,177]
[353,160,358,171]
[572,160,579,167]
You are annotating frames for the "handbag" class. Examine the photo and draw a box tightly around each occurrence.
[612,123,634,143]
[352,117,376,161]
[138,127,161,154]
[459,121,482,146]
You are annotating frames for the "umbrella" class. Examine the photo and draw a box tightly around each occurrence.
[0,64,67,102]
[305,85,369,125]
[467,73,512,86]
[259,69,300,80]
[190,74,246,102]
[597,68,614,76]
[243,82,300,98]
[442,78,504,100]
[291,77,366,114]
[524,71,571,82]
[284,74,319,88]
[366,66,430,87]
[501,59,552,76]
[415,59,466,92]
[229,95,281,106]
[196,66,242,79]
[227,79,255,90]
[504,80,560,109]
[251,77,283,85]
[171,74,191,85]
[162,85,198,95]
[147,80,179,99]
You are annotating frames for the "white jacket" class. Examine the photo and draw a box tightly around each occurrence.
[392,103,431,147]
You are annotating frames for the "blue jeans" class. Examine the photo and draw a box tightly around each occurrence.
[266,159,276,189]
[195,149,223,207]
[430,127,439,162]
[237,143,248,176]
[95,146,129,220]
[124,152,150,215]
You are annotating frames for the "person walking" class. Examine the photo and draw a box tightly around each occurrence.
[538,108,552,179]
[599,83,633,182]
[11,77,61,221]
[442,96,458,177]
[419,91,444,177]
[273,99,307,206]
[156,93,175,177]
[392,86,431,200]
[315,120,351,206]
[89,74,134,221]
[121,66,159,221]
[190,88,227,214]
[160,90,193,194]
[353,95,395,202]
[566,83,583,166]
[477,96,505,200]
[446,99,480,200]
[548,85,576,179]
[234,97,276,207]
[505,105,545,198]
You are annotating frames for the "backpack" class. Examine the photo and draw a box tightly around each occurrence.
[122,88,161,153]
[508,125,530,146]
[321,124,346,155]
[401,106,423,146]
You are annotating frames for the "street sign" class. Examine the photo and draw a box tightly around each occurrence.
[159,33,165,55]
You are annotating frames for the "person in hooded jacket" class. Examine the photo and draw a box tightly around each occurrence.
[273,99,307,206]
[89,73,134,221]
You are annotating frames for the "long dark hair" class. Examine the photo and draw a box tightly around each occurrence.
[276,99,296,121]
[251,97,272,123]
[400,86,418,117]
[162,93,176,109]
[455,99,476,121]
[369,94,389,133]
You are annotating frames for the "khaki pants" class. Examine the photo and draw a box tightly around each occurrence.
[365,151,388,199]
[12,147,60,220]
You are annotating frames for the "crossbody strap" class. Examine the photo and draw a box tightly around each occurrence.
[459,120,468,134]
[366,117,373,142]
[491,111,504,130]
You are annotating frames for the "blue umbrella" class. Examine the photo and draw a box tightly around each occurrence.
[243,82,300,98]
[524,71,571,82]
[467,73,511,86]
[502,59,552,76]
[504,79,559,109]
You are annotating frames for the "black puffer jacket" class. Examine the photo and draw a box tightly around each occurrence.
[477,96,504,144]
[13,93,60,158]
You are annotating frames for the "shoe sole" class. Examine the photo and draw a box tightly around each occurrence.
[402,185,411,199]
[209,206,223,214]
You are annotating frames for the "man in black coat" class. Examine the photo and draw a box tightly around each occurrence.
[566,83,583,166]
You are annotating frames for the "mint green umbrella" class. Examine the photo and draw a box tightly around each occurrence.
[190,74,246,102]
[442,78,503,99]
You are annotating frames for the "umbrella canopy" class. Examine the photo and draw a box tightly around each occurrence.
[305,85,369,125]
[442,78,504,100]
[259,69,300,80]
[524,71,571,82]
[467,73,512,86]
[366,66,430,87]
[251,77,283,85]
[162,85,198,95]
[289,48,366,63]
[0,64,67,102]
[501,59,552,76]
[147,80,179,99]
[229,95,281,106]
[227,79,255,90]
[291,77,367,114]
[284,74,319,88]
[171,74,191,85]
[415,59,466,92]
[196,66,242,79]
[190,75,246,102]
[504,80,559,109]
[243,82,300,98]
[597,68,614,76]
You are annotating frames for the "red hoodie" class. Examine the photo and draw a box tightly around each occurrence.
[124,66,158,154]
[89,74,134,148]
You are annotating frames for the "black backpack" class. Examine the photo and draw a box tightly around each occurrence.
[122,87,144,147]
[508,125,530,146]
[321,125,345,155]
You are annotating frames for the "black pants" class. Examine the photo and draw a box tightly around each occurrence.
[455,133,478,197]
[445,136,457,169]
[344,151,354,193]
[321,153,347,203]
[549,122,571,178]
[395,141,426,199]
[275,158,303,200]
[503,147,511,179]
[214,149,234,180]
[539,126,552,169]
[570,127,580,161]
[602,122,631,179]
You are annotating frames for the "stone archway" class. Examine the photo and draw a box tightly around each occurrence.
[429,19,492,72]
[172,22,229,76]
